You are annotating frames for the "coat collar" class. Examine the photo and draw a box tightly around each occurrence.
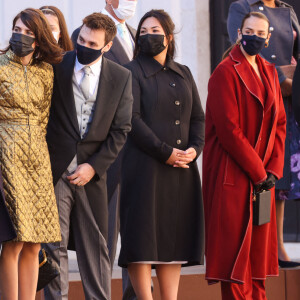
[6,49,34,67]
[229,45,276,111]
[137,54,185,78]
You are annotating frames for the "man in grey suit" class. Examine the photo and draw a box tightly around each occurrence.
[44,12,133,300]
[72,1,139,299]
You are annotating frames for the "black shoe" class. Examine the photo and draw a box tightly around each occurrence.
[278,259,300,268]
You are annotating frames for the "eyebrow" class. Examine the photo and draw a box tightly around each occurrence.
[244,27,266,32]
[141,26,161,29]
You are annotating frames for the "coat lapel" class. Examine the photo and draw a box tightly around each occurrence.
[230,46,265,107]
[257,55,276,113]
[55,51,80,135]
[83,57,115,140]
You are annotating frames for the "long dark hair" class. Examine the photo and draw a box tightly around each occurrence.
[40,6,73,51]
[222,11,270,60]
[133,9,176,59]
[1,8,63,64]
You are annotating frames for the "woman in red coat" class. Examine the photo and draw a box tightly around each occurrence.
[203,12,286,299]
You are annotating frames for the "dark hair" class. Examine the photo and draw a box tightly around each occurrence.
[40,6,73,51]
[1,8,63,64]
[81,13,117,44]
[222,12,270,60]
[133,9,176,59]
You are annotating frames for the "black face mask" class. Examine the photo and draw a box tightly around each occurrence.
[138,34,166,57]
[76,43,104,65]
[241,34,266,56]
[9,33,35,57]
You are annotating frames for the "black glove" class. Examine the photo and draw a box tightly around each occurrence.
[261,173,276,191]
[254,173,276,193]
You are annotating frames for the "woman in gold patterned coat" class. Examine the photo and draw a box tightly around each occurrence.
[0,8,63,300]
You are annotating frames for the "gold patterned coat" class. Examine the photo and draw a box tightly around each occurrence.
[0,50,61,243]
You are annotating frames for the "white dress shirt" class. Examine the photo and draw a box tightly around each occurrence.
[74,56,102,98]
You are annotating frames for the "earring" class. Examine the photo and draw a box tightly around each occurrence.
[265,40,269,48]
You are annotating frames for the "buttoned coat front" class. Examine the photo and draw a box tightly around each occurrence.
[203,46,286,283]
[119,54,205,267]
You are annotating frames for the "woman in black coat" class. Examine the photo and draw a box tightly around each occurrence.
[118,9,205,300]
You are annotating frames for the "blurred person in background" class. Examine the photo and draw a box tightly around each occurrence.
[40,5,73,51]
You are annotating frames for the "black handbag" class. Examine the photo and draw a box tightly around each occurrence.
[253,190,271,226]
[37,248,60,291]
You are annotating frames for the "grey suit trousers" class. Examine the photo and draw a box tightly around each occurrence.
[44,172,111,300]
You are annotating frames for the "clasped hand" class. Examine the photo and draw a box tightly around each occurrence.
[166,147,197,169]
[67,163,96,186]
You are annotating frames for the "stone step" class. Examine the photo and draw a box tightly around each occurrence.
[36,268,300,300]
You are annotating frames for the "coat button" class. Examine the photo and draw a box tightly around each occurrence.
[175,100,180,105]
[163,67,167,71]
[175,120,180,125]
[177,139,182,145]
[259,6,264,10]
[271,54,276,60]
[170,82,176,87]
[269,26,274,32]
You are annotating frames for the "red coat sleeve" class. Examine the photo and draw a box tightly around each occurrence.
[265,73,286,179]
[206,64,267,185]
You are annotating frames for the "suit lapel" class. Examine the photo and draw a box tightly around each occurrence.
[106,37,131,65]
[258,56,276,113]
[126,24,137,39]
[84,57,115,139]
[55,51,80,135]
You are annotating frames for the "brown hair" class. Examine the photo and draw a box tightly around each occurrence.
[134,9,176,59]
[1,8,63,64]
[222,12,270,60]
[40,6,73,51]
[81,13,117,44]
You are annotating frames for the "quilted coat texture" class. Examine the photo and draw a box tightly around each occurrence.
[0,50,61,243]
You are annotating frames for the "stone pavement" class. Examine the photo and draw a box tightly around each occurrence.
[67,242,300,281]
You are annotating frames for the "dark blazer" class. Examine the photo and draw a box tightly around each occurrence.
[293,61,300,124]
[46,51,133,241]
[71,23,136,201]
[0,168,16,243]
[227,0,300,83]
[71,24,136,66]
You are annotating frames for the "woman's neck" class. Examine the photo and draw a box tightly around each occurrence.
[262,0,276,8]
[20,53,33,66]
[240,45,257,66]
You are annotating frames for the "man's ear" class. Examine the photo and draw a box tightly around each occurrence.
[102,41,113,53]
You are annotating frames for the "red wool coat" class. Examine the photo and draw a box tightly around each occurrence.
[203,45,286,284]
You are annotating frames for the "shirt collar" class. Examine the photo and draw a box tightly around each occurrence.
[74,55,102,77]
[137,54,185,79]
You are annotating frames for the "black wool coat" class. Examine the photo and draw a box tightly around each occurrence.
[118,54,205,267]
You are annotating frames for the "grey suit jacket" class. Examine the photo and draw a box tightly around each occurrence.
[227,0,300,83]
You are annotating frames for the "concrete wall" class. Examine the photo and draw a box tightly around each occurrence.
[0,0,210,106]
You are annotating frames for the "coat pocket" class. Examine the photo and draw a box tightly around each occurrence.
[223,154,235,186]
